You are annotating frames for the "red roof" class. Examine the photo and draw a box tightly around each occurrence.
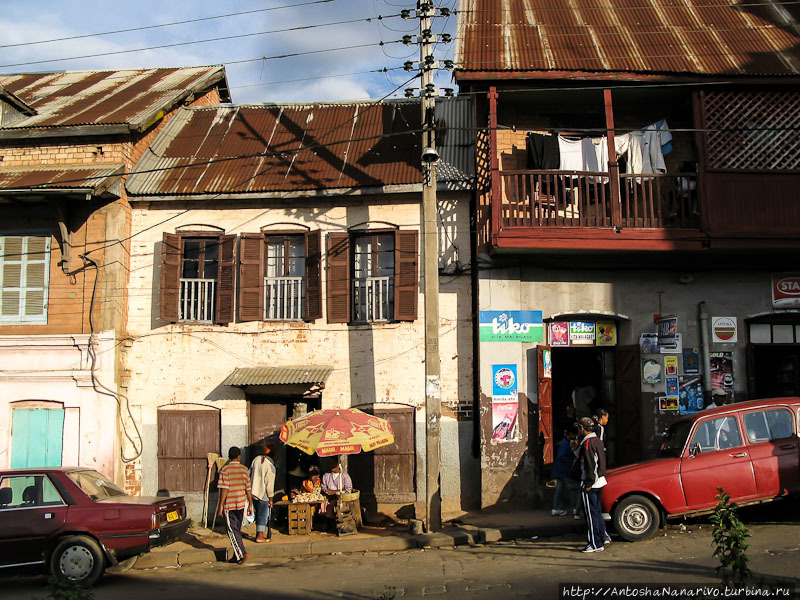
[455,0,800,78]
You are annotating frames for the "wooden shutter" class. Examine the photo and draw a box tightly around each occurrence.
[537,345,553,465]
[326,233,350,324]
[160,233,181,323]
[394,230,418,321]
[238,234,264,322]
[216,234,236,324]
[305,230,322,321]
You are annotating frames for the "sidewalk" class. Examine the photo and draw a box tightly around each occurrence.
[135,508,586,569]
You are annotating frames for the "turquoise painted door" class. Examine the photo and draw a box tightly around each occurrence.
[11,409,65,468]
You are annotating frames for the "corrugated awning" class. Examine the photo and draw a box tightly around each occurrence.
[0,164,125,198]
[223,366,333,387]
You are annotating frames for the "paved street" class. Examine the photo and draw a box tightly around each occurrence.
[3,502,799,600]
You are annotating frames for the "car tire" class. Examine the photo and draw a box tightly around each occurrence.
[106,555,138,574]
[613,495,660,542]
[50,535,105,587]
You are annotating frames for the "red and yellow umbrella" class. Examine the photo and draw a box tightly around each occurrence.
[279,408,394,457]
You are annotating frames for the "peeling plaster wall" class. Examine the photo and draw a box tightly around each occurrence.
[478,264,779,504]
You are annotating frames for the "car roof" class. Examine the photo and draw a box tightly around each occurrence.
[675,396,800,425]
[0,467,97,475]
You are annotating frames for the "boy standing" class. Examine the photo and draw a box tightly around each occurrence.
[577,417,610,553]
[218,446,253,564]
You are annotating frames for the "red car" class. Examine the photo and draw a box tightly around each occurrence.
[602,397,800,541]
[0,467,189,586]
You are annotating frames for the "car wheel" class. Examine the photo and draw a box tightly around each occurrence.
[50,535,105,587]
[106,555,138,574]
[613,495,660,542]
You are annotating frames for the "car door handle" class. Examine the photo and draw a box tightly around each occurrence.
[729,452,748,458]
[779,443,797,450]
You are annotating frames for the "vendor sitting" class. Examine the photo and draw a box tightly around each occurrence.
[321,463,353,529]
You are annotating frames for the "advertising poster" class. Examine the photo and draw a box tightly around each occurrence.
[657,316,679,349]
[659,396,679,412]
[710,352,734,392]
[640,333,659,354]
[491,364,519,443]
[678,375,704,414]
[712,317,738,344]
[479,311,544,342]
[664,355,678,376]
[642,359,662,384]
[549,322,569,347]
[569,321,596,346]
[772,273,800,309]
[542,349,552,379]
[596,321,617,346]
[665,377,679,396]
[660,333,682,354]
[683,348,700,375]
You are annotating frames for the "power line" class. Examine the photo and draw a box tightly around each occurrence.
[0,0,339,49]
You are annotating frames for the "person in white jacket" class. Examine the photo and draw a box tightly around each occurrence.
[250,441,277,543]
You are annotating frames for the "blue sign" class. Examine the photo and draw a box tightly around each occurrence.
[479,311,543,342]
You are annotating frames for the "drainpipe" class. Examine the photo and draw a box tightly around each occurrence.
[698,302,713,405]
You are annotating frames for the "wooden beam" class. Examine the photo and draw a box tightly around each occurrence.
[488,86,500,241]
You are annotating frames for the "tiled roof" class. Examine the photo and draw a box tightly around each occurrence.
[0,67,229,131]
[455,0,800,77]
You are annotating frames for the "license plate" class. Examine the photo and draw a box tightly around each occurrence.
[166,510,179,522]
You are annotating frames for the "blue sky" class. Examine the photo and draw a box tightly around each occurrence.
[0,0,458,103]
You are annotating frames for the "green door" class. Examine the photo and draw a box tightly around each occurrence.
[11,409,65,468]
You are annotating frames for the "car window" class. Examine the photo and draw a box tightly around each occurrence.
[661,420,692,457]
[66,470,127,500]
[0,475,65,509]
[689,415,743,453]
[745,409,794,443]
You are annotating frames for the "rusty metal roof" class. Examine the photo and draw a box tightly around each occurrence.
[223,366,333,386]
[0,67,229,132]
[127,98,473,196]
[455,0,800,78]
[0,164,124,198]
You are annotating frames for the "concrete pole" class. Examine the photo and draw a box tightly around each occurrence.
[419,0,442,532]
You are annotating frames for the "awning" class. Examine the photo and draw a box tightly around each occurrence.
[223,366,333,387]
[0,164,125,200]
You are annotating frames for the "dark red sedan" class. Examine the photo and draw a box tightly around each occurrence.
[0,467,189,586]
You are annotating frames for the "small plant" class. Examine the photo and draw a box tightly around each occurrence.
[374,586,396,600]
[710,486,751,586]
[34,577,95,600]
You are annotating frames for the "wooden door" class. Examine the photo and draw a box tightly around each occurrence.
[158,410,220,492]
[11,409,64,468]
[537,345,553,465]
[248,401,288,495]
[615,344,643,465]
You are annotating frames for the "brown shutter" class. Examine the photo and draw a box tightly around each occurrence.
[238,233,264,322]
[160,233,182,323]
[326,233,350,324]
[394,230,418,321]
[216,234,236,324]
[305,230,322,321]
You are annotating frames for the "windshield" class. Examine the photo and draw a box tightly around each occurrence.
[660,420,693,457]
[67,470,127,500]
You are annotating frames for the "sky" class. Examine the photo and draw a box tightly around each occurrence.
[0,0,459,104]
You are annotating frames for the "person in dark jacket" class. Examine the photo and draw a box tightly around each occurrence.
[592,408,609,447]
[551,430,581,517]
[577,416,610,552]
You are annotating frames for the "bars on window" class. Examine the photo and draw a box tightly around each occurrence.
[179,278,215,323]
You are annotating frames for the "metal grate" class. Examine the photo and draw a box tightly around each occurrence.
[704,91,800,171]
[264,276,304,320]
[179,278,215,323]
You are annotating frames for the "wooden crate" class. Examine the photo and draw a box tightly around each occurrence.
[288,503,312,535]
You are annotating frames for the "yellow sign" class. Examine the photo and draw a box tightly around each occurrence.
[596,321,617,346]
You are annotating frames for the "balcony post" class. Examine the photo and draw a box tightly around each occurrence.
[489,86,500,239]
[604,89,622,228]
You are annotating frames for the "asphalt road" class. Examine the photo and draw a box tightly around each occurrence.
[3,500,799,600]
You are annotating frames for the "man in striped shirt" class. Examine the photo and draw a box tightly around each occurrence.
[217,446,253,564]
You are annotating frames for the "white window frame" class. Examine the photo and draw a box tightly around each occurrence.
[0,233,51,324]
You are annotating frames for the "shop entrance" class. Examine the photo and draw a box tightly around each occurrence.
[551,347,609,448]
[750,345,800,398]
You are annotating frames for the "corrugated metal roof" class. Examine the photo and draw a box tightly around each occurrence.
[0,67,229,131]
[0,164,124,196]
[223,366,333,386]
[127,98,474,196]
[455,0,800,77]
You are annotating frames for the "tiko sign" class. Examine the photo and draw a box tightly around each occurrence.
[772,273,800,308]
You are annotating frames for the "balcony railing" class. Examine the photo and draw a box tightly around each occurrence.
[353,276,392,322]
[180,278,215,323]
[264,276,304,320]
[498,170,699,230]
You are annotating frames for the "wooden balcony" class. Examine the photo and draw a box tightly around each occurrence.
[490,170,706,252]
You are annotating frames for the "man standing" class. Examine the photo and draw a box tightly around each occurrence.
[218,446,253,564]
[250,441,276,543]
[577,417,610,553]
[592,408,609,446]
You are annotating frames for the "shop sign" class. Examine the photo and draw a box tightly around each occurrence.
[596,321,617,346]
[712,316,738,343]
[657,316,679,350]
[479,311,543,342]
[491,364,519,443]
[549,322,569,346]
[569,321,595,345]
[772,273,800,308]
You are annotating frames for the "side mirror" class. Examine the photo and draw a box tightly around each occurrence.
[688,443,701,457]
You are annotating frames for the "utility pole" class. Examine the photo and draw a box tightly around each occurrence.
[418,0,441,532]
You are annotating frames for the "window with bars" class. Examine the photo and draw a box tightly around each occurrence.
[352,233,395,322]
[0,234,50,324]
[265,235,306,320]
